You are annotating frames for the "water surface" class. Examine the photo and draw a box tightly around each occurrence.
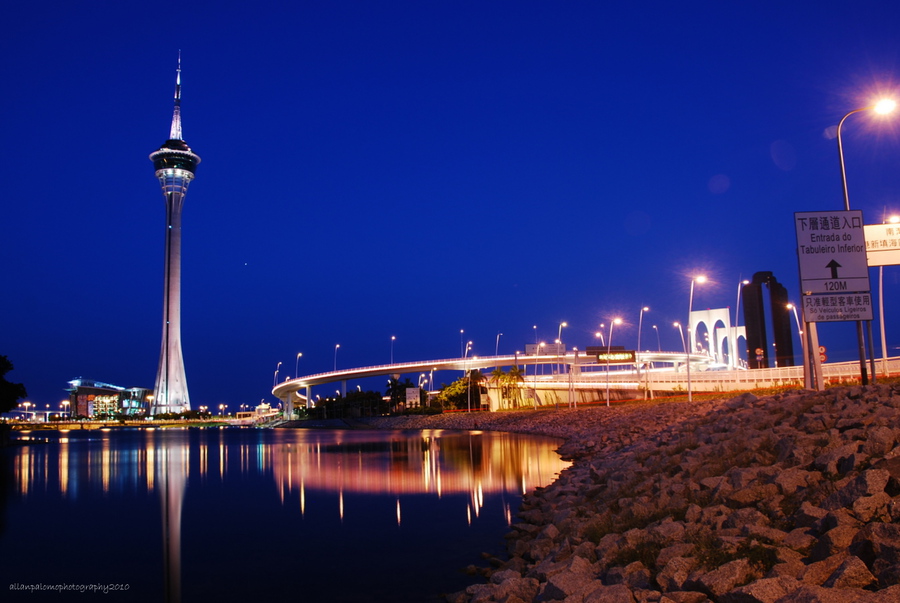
[2,427,568,602]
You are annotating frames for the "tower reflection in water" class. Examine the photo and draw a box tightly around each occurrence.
[9,428,569,602]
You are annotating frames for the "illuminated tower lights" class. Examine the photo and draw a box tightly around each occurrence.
[149,54,201,415]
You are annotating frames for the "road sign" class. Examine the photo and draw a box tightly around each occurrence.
[595,350,636,364]
[864,223,900,267]
[801,292,873,322]
[795,210,871,294]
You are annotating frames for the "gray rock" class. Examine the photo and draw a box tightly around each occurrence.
[657,556,698,592]
[718,575,801,603]
[822,469,889,511]
[690,558,755,598]
[494,576,540,602]
[583,583,637,603]
[813,442,861,476]
[822,555,875,589]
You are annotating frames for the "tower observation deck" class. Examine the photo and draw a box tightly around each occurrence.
[149,55,200,415]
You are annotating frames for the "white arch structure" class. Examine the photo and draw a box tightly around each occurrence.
[690,308,746,369]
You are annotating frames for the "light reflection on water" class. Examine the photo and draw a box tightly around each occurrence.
[4,427,569,602]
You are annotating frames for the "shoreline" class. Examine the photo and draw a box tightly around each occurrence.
[361,384,900,602]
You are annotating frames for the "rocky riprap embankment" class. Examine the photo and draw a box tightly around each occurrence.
[363,384,900,602]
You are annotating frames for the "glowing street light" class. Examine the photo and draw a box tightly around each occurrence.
[733,280,750,369]
[532,342,545,409]
[687,276,706,402]
[390,335,396,364]
[787,302,810,386]
[295,352,303,380]
[879,214,900,377]
[836,98,897,384]
[334,344,340,371]
[557,322,567,375]
[605,318,622,407]
[637,307,649,399]
[495,332,503,356]
[674,321,686,353]
[273,361,282,387]
[652,325,661,352]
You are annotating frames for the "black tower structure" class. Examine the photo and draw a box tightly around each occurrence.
[742,272,794,369]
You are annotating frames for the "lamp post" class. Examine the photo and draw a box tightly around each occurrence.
[836,99,897,385]
[464,342,473,412]
[495,332,503,356]
[61,400,70,418]
[652,325,661,352]
[595,324,605,346]
[557,322,567,375]
[733,280,750,368]
[460,329,465,357]
[787,303,810,386]
[605,318,622,406]
[687,276,706,402]
[273,361,282,387]
[879,214,900,377]
[334,344,340,371]
[637,307,648,399]
[674,321,687,369]
[295,352,303,380]
[532,342,544,409]
[390,336,396,364]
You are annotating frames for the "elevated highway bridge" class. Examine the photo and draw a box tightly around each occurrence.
[272,352,900,416]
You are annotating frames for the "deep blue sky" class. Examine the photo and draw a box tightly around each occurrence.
[4,1,900,410]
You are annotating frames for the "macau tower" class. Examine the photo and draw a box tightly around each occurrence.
[149,55,200,415]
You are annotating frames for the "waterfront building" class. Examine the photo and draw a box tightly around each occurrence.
[66,378,152,417]
[149,55,201,415]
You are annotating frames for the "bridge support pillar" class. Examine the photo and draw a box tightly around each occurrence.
[306,385,313,409]
[341,380,347,398]
[283,390,295,421]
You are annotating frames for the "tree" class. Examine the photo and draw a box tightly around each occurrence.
[489,366,507,407]
[0,355,27,414]
[505,365,525,408]
[386,377,416,411]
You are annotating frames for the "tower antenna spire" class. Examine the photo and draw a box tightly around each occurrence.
[170,51,183,140]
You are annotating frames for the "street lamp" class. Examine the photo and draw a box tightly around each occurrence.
[334,344,340,371]
[787,302,810,385]
[532,342,545,409]
[652,325,661,352]
[674,321,687,355]
[733,280,750,369]
[605,318,622,407]
[460,329,465,357]
[273,361,282,387]
[836,99,897,384]
[595,324,605,346]
[687,276,706,402]
[495,332,503,356]
[557,322,567,375]
[637,307,649,398]
[879,214,900,377]
[295,352,303,380]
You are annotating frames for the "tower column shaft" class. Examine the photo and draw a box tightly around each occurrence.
[153,176,191,414]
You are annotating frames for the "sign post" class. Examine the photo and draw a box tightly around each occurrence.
[795,210,872,387]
